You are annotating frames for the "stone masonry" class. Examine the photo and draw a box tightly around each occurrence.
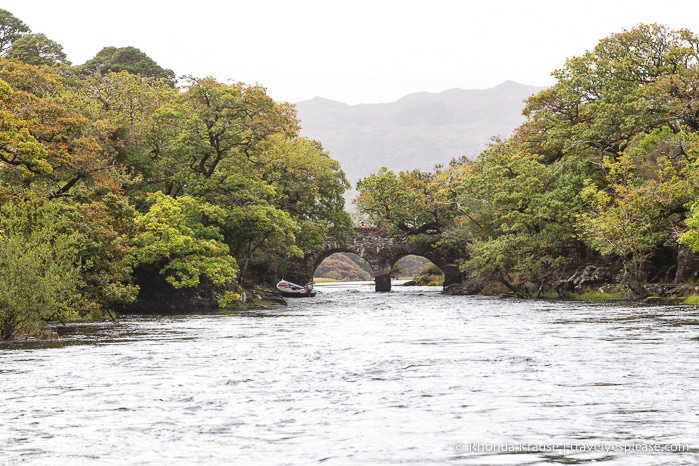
[303,228,462,292]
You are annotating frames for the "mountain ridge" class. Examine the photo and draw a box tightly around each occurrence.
[295,81,544,201]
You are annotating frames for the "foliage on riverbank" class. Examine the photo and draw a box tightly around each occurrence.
[355,24,699,300]
[0,9,351,339]
[5,14,699,339]
[412,263,445,286]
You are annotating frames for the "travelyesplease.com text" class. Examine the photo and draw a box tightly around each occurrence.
[453,442,690,454]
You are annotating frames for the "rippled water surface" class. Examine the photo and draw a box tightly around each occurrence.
[2,284,699,465]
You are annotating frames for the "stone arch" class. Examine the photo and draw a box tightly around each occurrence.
[307,245,391,291]
[391,253,442,280]
[313,251,374,282]
[303,228,463,292]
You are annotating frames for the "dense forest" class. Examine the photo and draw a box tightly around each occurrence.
[354,23,699,300]
[0,9,352,339]
[4,10,699,340]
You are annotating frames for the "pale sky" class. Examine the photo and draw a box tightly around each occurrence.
[2,0,696,104]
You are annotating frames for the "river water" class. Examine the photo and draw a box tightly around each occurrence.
[1,283,698,465]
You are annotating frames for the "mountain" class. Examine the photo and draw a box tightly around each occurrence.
[295,81,544,201]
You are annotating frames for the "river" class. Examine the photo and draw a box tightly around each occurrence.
[1,283,698,465]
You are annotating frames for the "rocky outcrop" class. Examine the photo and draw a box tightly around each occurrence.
[675,245,699,283]
[442,281,483,296]
[556,265,614,297]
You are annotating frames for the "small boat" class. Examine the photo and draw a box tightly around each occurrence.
[276,279,317,298]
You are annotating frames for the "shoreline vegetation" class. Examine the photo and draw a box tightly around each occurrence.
[3,13,699,339]
[6,279,699,343]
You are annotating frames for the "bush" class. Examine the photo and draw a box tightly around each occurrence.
[0,200,82,340]
[413,263,444,286]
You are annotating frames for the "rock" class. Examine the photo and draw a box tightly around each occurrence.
[442,281,482,295]
[556,265,614,297]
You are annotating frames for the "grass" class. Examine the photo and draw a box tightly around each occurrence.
[682,294,699,305]
[571,290,625,301]
[313,277,343,283]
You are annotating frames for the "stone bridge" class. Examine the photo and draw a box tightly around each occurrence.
[303,228,462,292]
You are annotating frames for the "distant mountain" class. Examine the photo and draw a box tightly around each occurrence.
[295,81,544,201]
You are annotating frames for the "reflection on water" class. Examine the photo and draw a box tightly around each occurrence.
[1,283,698,465]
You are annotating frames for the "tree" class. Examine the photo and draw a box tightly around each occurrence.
[0,58,127,201]
[451,141,582,297]
[0,8,30,55]
[131,191,238,289]
[355,167,455,237]
[580,128,699,293]
[0,77,52,184]
[82,46,175,82]
[256,134,352,247]
[6,33,69,67]
[493,24,699,295]
[0,198,82,340]
[0,62,143,313]
[65,69,180,196]
[176,76,297,179]
[162,76,339,284]
[519,24,699,169]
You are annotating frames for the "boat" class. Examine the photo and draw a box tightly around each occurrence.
[276,279,317,298]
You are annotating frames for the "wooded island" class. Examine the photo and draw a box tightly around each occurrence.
[2,9,699,339]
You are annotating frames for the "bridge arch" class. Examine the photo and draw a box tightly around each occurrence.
[391,254,442,281]
[314,252,373,282]
[304,228,462,292]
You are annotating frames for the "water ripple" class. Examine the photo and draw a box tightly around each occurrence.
[1,285,698,465]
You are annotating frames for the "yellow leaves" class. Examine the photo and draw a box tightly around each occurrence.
[218,291,242,308]
[0,108,52,177]
[0,79,12,101]
[0,64,122,198]
[0,57,61,98]
[679,206,699,251]
[580,179,611,208]
[131,192,238,289]
[288,245,305,259]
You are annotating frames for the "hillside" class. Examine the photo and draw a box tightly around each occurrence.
[295,81,544,198]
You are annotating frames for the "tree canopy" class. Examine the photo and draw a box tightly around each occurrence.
[6,33,69,67]
[82,46,175,82]
[0,10,353,338]
[0,8,30,55]
[4,7,699,338]
[355,24,699,298]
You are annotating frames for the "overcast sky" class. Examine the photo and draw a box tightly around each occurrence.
[2,1,696,104]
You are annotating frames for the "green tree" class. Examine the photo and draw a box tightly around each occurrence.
[355,166,454,236]
[176,76,297,179]
[131,191,238,289]
[1,61,143,313]
[0,199,81,340]
[452,141,582,297]
[482,23,699,295]
[0,8,30,55]
[82,46,175,82]
[580,128,699,293]
[256,134,352,248]
[6,33,69,67]
[64,69,179,197]
[160,76,348,284]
